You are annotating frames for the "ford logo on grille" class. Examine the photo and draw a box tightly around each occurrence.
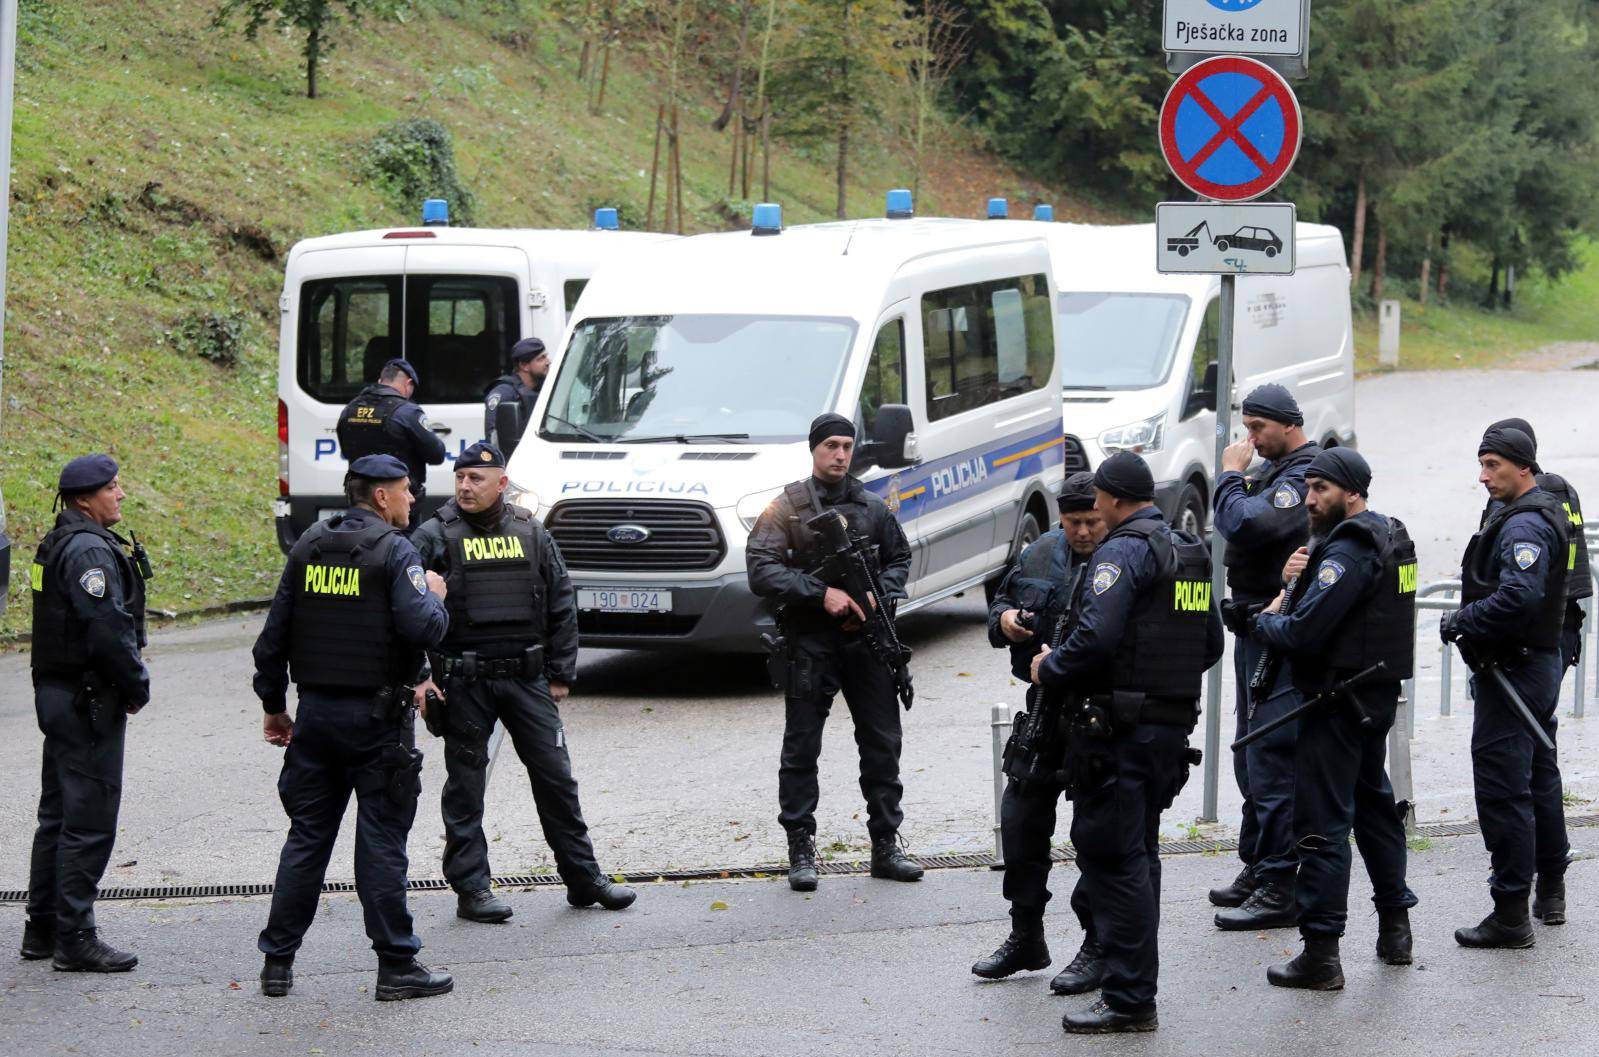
[606,523,651,545]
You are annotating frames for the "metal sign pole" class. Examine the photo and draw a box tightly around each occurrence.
[1200,272,1236,823]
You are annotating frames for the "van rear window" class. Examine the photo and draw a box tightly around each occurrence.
[297,274,519,405]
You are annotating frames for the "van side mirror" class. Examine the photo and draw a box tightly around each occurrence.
[862,403,916,469]
[494,401,526,458]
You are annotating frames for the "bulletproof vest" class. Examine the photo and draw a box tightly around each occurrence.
[1538,473,1592,602]
[286,515,405,688]
[439,504,544,650]
[1085,518,1215,700]
[30,517,148,676]
[1461,488,1570,650]
[783,478,875,583]
[1291,513,1417,691]
[1223,442,1321,600]
[1009,531,1074,625]
[336,386,412,465]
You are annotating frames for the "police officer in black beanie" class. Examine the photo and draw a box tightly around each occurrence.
[747,413,920,891]
[1444,426,1572,949]
[411,442,634,922]
[972,471,1110,991]
[1033,451,1223,1033]
[23,455,151,972]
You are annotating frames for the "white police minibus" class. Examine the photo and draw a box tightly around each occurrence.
[273,202,673,550]
[504,196,1066,652]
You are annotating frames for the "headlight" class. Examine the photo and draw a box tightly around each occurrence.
[1099,412,1166,456]
[736,487,782,531]
[505,481,540,515]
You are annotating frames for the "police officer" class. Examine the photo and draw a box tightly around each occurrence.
[410,442,634,921]
[484,337,548,449]
[972,472,1109,993]
[1476,418,1588,926]
[1210,383,1321,927]
[747,413,922,891]
[252,454,454,1001]
[336,358,447,520]
[1443,425,1571,949]
[1245,449,1419,988]
[1031,452,1223,1034]
[23,455,150,972]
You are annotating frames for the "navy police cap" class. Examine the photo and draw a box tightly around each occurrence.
[382,358,419,385]
[454,441,507,472]
[348,454,411,481]
[509,337,547,363]
[58,453,120,495]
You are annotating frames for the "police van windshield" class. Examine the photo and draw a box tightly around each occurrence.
[540,315,856,443]
[1058,293,1189,390]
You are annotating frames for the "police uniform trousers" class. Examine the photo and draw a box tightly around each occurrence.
[1291,683,1418,936]
[259,690,422,963]
[999,777,1094,941]
[1071,723,1191,1015]
[440,673,601,894]
[27,675,126,933]
[1470,648,1568,898]
[778,633,904,841]
[1233,637,1301,884]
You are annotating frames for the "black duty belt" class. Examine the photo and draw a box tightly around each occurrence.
[432,645,544,681]
[1081,692,1198,731]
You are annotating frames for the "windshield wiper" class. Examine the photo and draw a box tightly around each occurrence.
[617,432,751,444]
[539,415,610,444]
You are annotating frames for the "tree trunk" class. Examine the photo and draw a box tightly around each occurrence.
[761,108,771,202]
[1369,216,1387,303]
[835,2,851,220]
[306,25,320,99]
[713,1,754,132]
[578,0,597,80]
[646,104,665,230]
[1418,231,1432,307]
[1487,257,1501,308]
[752,0,778,202]
[672,104,686,234]
[913,11,931,201]
[1437,227,1451,301]
[836,120,849,219]
[592,6,615,115]
[1349,167,1367,292]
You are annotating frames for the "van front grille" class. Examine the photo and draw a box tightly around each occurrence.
[545,499,725,571]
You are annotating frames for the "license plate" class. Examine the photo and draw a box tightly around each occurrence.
[578,588,673,613]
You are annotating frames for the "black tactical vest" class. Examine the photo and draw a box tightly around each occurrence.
[1461,488,1569,650]
[287,515,405,688]
[1538,474,1592,602]
[31,517,148,676]
[1289,513,1417,691]
[336,386,410,464]
[439,505,543,650]
[1223,442,1321,600]
[783,478,875,582]
[1085,519,1214,700]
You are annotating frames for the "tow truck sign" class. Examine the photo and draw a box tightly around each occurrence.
[1156,201,1296,275]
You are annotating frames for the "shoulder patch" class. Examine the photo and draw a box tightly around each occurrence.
[1316,559,1346,588]
[408,565,429,595]
[79,568,107,598]
[416,413,432,430]
[1092,562,1122,596]
[486,392,502,411]
[1272,482,1302,509]
[1513,542,1541,570]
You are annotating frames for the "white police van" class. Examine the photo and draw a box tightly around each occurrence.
[504,194,1066,652]
[1045,221,1357,536]
[273,202,673,550]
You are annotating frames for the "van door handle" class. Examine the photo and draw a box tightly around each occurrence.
[430,424,453,435]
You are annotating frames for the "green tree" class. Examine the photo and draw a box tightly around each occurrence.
[213,0,401,98]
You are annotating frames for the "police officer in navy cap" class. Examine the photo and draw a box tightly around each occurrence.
[1245,447,1419,989]
[1032,451,1223,1034]
[747,412,920,892]
[336,358,447,525]
[1444,425,1572,949]
[23,455,152,972]
[1210,383,1322,927]
[252,453,454,1001]
[972,470,1110,991]
[410,442,633,922]
[484,338,549,450]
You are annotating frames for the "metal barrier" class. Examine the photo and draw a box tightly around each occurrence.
[990,703,1010,865]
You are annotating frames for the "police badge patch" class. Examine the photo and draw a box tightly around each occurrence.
[1514,543,1541,570]
[1272,482,1301,509]
[1092,562,1122,595]
[486,392,502,411]
[408,565,429,595]
[1316,559,1345,588]
[79,568,107,598]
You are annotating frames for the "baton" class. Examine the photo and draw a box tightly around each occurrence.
[1484,664,1557,752]
[1232,662,1387,751]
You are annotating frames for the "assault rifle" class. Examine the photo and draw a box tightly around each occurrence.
[807,510,914,710]
[1232,661,1391,751]
[1248,543,1316,716]
[1451,638,1556,752]
[1002,565,1086,789]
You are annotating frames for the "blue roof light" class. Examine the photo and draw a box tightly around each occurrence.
[593,207,620,230]
[1033,204,1055,222]
[751,202,783,236]
[986,197,1008,220]
[421,199,450,226]
[886,189,913,220]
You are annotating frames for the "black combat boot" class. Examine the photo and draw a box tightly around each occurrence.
[1455,896,1535,949]
[1533,876,1567,926]
[20,918,54,960]
[1062,998,1158,1034]
[971,928,1050,979]
[1049,938,1106,995]
[457,888,514,923]
[788,832,819,892]
[1376,907,1413,965]
[870,835,924,882]
[1267,932,1345,990]
[1214,878,1297,931]
[1208,866,1257,908]
[260,955,294,997]
[375,959,455,1001]
[568,879,637,911]
[52,928,138,973]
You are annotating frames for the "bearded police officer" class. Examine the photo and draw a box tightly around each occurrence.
[336,359,448,520]
[1444,426,1572,949]
[484,337,549,449]
[23,456,151,972]
[252,454,453,1001]
[972,471,1110,992]
[411,442,634,921]
[747,413,921,891]
[1245,449,1419,988]
[1210,384,1322,926]
[1031,452,1223,1034]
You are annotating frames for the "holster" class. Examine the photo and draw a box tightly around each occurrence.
[422,688,448,738]
[74,675,120,739]
[370,684,413,726]
[760,633,788,693]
